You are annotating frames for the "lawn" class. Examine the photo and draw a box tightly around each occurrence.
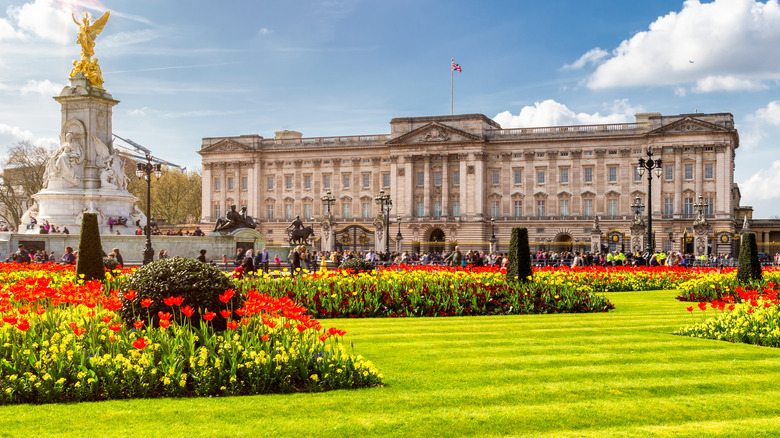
[2,289,780,437]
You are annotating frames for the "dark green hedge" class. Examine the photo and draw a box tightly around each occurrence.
[507,227,532,283]
[737,232,762,284]
[76,213,105,282]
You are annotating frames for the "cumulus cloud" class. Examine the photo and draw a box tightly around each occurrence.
[492,99,642,128]
[740,161,780,202]
[752,100,780,125]
[258,27,272,35]
[20,79,63,95]
[0,123,34,141]
[580,0,780,90]
[7,0,73,43]
[562,48,608,70]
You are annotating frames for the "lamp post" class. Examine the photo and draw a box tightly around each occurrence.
[375,189,392,259]
[489,217,497,253]
[637,148,663,257]
[395,216,403,254]
[321,190,335,215]
[135,154,162,265]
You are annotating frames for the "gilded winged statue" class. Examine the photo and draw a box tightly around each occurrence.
[73,10,110,60]
[70,10,109,88]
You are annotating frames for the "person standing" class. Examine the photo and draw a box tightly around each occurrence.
[291,245,302,275]
[444,246,463,267]
[61,246,76,265]
[197,249,208,263]
[111,248,124,267]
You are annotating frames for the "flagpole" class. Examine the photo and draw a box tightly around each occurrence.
[451,58,454,115]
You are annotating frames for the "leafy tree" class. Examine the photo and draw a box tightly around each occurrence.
[127,166,202,224]
[0,141,51,229]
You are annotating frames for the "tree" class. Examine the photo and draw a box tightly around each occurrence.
[76,213,105,282]
[127,166,202,224]
[0,141,52,229]
[507,227,533,283]
[737,232,762,284]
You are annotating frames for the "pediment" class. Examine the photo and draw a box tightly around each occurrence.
[386,122,483,145]
[201,139,252,153]
[580,190,596,197]
[487,192,503,200]
[649,117,730,135]
[557,190,572,198]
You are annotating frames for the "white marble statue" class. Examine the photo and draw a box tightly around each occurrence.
[44,132,85,188]
[100,153,128,190]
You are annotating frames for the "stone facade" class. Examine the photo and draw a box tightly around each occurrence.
[199,112,739,255]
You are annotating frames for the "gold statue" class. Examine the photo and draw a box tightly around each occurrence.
[70,10,109,89]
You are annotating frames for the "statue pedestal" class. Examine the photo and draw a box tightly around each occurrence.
[30,187,140,235]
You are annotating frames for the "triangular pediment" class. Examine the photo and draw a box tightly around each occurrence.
[386,122,483,145]
[200,139,252,153]
[649,117,730,135]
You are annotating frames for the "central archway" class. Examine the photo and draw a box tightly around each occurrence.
[555,234,573,252]
[429,228,445,253]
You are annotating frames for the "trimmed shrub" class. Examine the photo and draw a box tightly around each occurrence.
[76,213,105,282]
[118,257,242,331]
[737,232,762,284]
[339,257,376,274]
[103,257,119,271]
[507,227,533,283]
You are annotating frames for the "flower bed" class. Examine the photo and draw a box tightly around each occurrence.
[676,269,780,302]
[0,267,381,404]
[676,283,780,347]
[237,265,615,317]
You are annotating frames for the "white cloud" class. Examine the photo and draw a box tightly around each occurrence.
[7,0,73,44]
[583,0,780,90]
[693,75,767,92]
[674,87,687,97]
[562,48,608,70]
[0,17,25,40]
[492,99,642,128]
[753,100,780,124]
[20,79,63,95]
[740,161,780,202]
[259,27,272,35]
[0,123,34,141]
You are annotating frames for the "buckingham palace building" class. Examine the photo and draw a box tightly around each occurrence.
[199,111,740,255]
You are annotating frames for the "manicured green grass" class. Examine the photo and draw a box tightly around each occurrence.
[3,290,780,437]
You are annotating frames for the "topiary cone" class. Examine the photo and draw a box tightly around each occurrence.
[507,227,532,283]
[76,212,106,282]
[737,232,762,284]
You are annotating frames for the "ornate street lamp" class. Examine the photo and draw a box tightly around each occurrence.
[637,148,663,256]
[631,196,644,216]
[395,216,403,254]
[375,189,392,258]
[135,154,162,265]
[693,195,709,218]
[489,217,497,253]
[321,190,335,215]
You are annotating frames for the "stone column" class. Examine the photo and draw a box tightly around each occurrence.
[441,154,450,216]
[571,151,582,214]
[474,152,486,218]
[293,159,303,215]
[674,147,682,213]
[202,162,213,221]
[501,152,511,215]
[630,223,645,253]
[389,156,400,215]
[459,153,468,216]
[595,149,606,214]
[220,162,227,216]
[312,159,322,216]
[423,154,431,216]
[695,145,703,198]
[252,159,261,221]
[404,155,414,217]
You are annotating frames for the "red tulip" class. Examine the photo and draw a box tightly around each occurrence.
[109,322,122,332]
[202,311,216,321]
[101,315,112,323]
[73,326,86,336]
[133,338,147,349]
[261,334,269,341]
[140,298,153,307]
[16,318,30,331]
[686,306,693,312]
[226,320,238,330]
[124,290,136,300]
[159,319,171,329]
[235,307,246,316]
[181,305,195,317]
[220,309,231,319]
[158,311,172,320]
[133,320,144,329]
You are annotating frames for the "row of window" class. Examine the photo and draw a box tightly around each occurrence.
[216,196,717,220]
[505,163,716,186]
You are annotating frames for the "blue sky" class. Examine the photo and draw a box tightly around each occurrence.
[1,0,779,217]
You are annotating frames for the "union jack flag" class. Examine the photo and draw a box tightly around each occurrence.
[451,59,462,72]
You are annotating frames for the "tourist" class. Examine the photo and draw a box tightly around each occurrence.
[158,249,166,260]
[111,248,124,267]
[222,254,227,269]
[254,248,269,273]
[61,246,76,265]
[291,245,302,274]
[115,229,120,235]
[107,217,115,232]
[274,254,280,268]
[197,249,207,263]
[63,227,70,235]
[192,226,205,236]
[445,246,462,267]
[16,244,29,263]
[48,251,55,263]
[241,252,255,275]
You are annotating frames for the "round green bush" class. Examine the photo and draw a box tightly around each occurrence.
[103,257,119,271]
[338,257,376,274]
[118,257,242,331]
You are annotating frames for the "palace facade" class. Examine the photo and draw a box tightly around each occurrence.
[199,112,740,255]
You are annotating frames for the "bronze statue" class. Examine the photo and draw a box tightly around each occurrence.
[214,205,257,233]
[287,215,314,245]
